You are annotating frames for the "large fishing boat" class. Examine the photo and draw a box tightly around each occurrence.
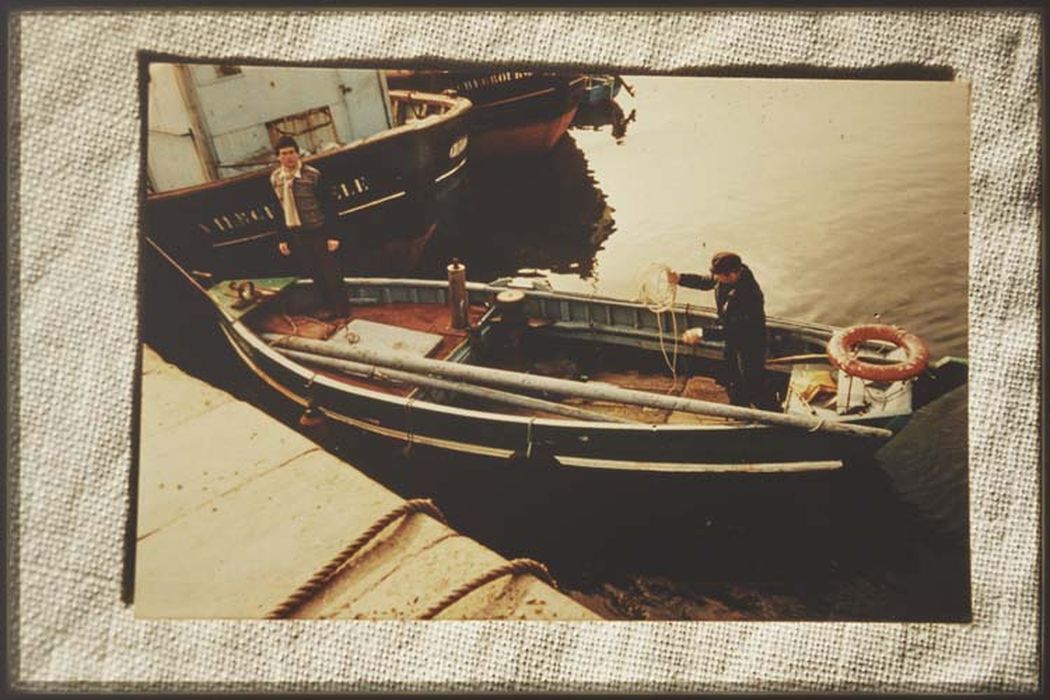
[146,65,472,278]
[143,252,968,474]
[385,70,586,159]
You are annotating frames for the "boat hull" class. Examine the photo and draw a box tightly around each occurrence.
[222,321,869,472]
[146,92,472,279]
[193,278,921,474]
[387,71,586,159]
[469,106,579,158]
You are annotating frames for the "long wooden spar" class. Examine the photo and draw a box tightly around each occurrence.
[262,333,893,440]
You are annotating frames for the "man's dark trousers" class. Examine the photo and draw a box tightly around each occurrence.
[724,340,771,409]
[291,230,349,317]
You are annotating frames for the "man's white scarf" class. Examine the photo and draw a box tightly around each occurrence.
[274,164,303,228]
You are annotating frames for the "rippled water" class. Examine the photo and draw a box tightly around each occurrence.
[144,75,970,620]
[421,75,970,620]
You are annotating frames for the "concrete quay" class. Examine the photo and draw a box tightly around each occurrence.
[135,345,598,620]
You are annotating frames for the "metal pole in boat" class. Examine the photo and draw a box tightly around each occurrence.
[447,259,468,330]
[278,348,638,424]
[261,333,893,440]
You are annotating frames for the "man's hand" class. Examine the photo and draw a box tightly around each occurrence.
[666,269,680,285]
[681,327,704,345]
[278,242,291,257]
[326,239,340,253]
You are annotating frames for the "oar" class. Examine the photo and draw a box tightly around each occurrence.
[262,333,893,439]
[277,348,638,424]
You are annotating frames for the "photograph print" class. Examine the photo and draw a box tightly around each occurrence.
[136,61,969,621]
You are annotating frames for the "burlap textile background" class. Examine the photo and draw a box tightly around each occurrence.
[7,9,1042,694]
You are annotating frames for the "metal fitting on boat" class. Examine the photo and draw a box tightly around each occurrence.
[496,289,526,322]
[494,289,528,352]
[298,401,329,438]
[448,258,468,330]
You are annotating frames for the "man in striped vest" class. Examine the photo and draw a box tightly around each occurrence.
[272,135,350,319]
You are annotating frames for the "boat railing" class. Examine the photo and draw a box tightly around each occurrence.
[388,90,472,125]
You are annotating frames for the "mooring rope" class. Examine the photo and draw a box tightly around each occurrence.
[637,262,680,389]
[266,498,447,619]
[418,558,558,620]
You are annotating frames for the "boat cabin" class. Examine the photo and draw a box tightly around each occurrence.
[147,63,394,192]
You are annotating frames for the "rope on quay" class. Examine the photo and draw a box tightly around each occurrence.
[418,558,558,620]
[266,498,447,619]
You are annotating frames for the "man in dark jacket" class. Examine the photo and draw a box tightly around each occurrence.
[271,135,349,319]
[668,252,772,409]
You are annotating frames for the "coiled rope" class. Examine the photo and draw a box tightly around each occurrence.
[266,498,447,619]
[418,558,557,620]
[637,262,680,388]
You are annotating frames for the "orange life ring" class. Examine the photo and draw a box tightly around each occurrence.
[827,324,930,382]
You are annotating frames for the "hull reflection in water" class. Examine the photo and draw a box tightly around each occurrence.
[571,98,637,142]
[426,135,615,282]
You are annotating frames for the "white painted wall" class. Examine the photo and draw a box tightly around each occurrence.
[147,64,393,191]
[186,65,392,171]
[147,63,209,191]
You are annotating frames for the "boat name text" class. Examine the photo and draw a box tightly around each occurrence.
[457,72,532,92]
[199,175,373,235]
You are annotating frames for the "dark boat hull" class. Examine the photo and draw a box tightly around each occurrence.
[146,92,471,279]
[386,71,586,159]
[180,277,934,474]
[469,106,579,158]
[227,323,863,473]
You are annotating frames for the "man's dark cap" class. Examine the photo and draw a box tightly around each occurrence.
[710,251,742,275]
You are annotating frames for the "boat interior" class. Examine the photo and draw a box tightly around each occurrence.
[228,278,916,426]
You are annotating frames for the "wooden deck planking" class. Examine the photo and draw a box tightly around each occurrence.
[250,302,484,396]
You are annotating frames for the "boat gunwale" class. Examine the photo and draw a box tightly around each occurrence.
[285,276,849,340]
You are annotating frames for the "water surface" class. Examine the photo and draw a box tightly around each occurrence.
[419,75,970,620]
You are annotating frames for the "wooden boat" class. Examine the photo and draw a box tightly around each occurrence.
[386,70,587,159]
[146,91,472,280]
[147,257,968,474]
